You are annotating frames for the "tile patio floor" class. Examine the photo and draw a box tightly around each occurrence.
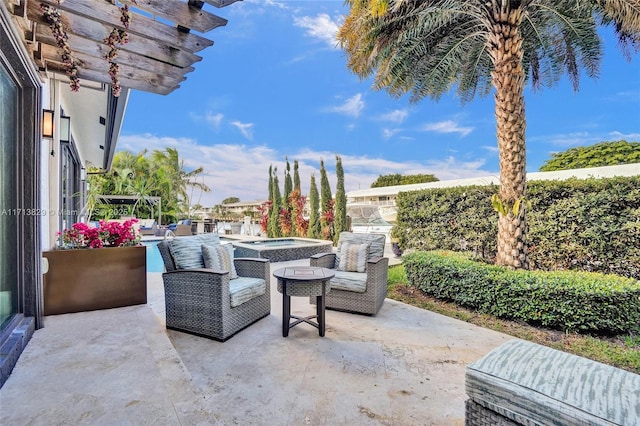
[0,255,513,425]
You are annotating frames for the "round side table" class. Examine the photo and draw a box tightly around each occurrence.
[272,266,334,337]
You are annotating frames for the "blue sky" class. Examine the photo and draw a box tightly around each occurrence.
[118,0,640,206]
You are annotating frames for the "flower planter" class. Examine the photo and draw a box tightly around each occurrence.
[43,245,147,315]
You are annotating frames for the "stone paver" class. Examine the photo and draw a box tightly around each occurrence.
[0,257,512,425]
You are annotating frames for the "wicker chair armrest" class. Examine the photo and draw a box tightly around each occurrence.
[366,256,389,274]
[162,269,231,300]
[310,252,336,269]
[234,257,270,279]
[163,267,227,275]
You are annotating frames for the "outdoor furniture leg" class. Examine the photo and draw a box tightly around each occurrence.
[282,281,290,337]
[317,290,325,337]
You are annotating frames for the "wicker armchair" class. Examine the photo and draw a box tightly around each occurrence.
[157,238,270,341]
[310,232,388,315]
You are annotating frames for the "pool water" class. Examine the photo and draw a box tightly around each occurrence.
[143,241,165,272]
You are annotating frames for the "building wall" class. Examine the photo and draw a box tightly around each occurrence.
[0,3,44,387]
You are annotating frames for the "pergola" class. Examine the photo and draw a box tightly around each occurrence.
[97,194,162,224]
[10,0,240,95]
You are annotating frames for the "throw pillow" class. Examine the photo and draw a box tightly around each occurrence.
[167,234,222,269]
[337,242,370,273]
[168,238,205,269]
[202,244,238,279]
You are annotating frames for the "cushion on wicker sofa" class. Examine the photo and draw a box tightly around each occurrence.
[202,244,238,279]
[465,339,640,425]
[337,242,370,272]
[167,234,221,269]
[330,270,368,293]
[229,277,266,307]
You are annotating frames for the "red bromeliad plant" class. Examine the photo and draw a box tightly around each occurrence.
[257,201,271,234]
[289,189,308,237]
[279,206,292,237]
[58,219,140,249]
[320,199,335,241]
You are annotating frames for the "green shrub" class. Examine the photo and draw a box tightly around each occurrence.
[403,251,640,334]
[394,176,640,279]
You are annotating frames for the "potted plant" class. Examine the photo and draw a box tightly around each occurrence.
[43,219,147,315]
[390,225,403,258]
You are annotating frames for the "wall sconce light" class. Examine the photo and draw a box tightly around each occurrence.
[60,115,71,143]
[80,167,87,181]
[42,109,54,138]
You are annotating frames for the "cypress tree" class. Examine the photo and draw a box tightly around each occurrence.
[268,167,282,237]
[281,158,293,236]
[334,155,347,243]
[320,159,332,213]
[264,165,274,235]
[307,174,320,239]
[293,160,301,191]
[319,159,334,241]
[268,165,274,203]
[283,157,292,204]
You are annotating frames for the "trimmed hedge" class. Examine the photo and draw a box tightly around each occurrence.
[394,176,640,279]
[403,251,640,334]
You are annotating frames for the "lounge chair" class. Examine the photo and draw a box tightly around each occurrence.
[157,234,271,341]
[310,232,389,315]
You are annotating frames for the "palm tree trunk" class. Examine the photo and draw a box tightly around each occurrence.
[488,6,528,269]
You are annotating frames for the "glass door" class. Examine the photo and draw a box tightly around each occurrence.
[0,64,19,330]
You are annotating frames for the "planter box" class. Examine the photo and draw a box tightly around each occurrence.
[43,246,147,315]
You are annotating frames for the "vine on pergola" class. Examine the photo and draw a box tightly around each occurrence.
[41,2,80,91]
[41,0,138,97]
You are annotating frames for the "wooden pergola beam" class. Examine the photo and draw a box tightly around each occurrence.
[35,30,193,80]
[40,44,186,90]
[12,0,240,95]
[119,0,227,33]
[39,0,214,53]
[28,2,202,68]
[45,61,179,95]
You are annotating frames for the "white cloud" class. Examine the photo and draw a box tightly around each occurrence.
[383,128,402,139]
[293,13,341,49]
[482,145,499,153]
[327,93,365,118]
[230,121,254,140]
[420,120,474,137]
[117,134,495,207]
[379,109,409,124]
[529,130,640,148]
[205,112,224,129]
[607,131,640,140]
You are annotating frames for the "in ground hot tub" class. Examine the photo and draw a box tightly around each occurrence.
[231,237,333,262]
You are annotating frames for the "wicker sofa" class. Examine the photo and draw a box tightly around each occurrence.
[310,232,389,315]
[466,339,640,425]
[157,234,270,341]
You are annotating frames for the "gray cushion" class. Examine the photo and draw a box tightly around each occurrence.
[202,244,238,279]
[330,270,367,293]
[229,277,266,307]
[167,234,221,269]
[337,242,370,272]
[335,232,385,269]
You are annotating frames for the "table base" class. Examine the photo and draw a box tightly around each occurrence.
[283,294,326,337]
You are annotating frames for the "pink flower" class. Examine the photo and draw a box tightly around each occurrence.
[58,219,140,249]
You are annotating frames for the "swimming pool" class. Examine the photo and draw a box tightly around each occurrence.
[143,241,165,272]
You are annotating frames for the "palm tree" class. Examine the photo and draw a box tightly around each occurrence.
[151,148,210,216]
[338,0,639,268]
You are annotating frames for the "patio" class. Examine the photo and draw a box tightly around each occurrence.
[0,256,512,425]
